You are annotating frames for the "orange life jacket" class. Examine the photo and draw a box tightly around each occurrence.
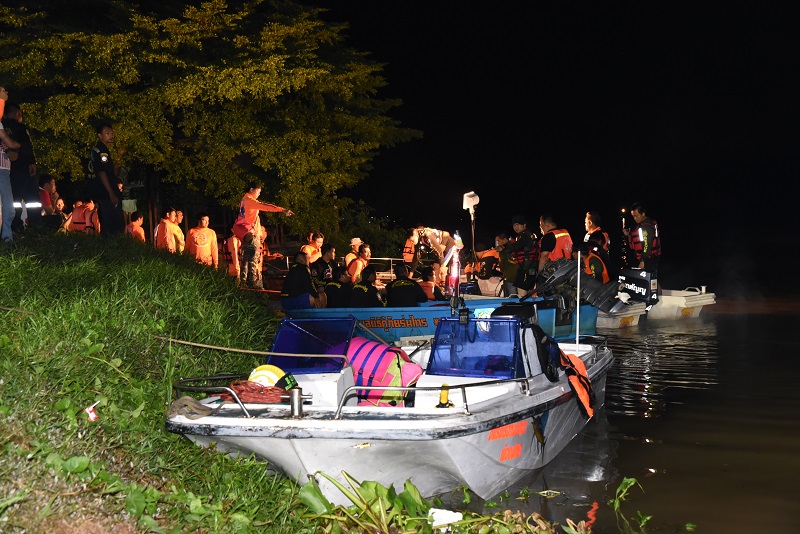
[510,232,539,264]
[583,251,610,284]
[67,205,87,232]
[560,351,594,419]
[544,228,573,260]
[402,238,416,263]
[628,218,661,260]
[418,280,437,300]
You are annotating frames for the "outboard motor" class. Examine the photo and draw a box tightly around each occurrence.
[528,258,629,314]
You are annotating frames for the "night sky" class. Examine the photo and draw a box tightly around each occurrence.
[316,2,798,296]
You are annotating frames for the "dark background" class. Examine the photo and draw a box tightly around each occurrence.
[315,2,797,297]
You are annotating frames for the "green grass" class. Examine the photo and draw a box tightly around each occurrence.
[0,228,315,533]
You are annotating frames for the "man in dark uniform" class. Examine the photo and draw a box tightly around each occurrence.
[350,266,385,307]
[324,266,354,308]
[88,123,125,235]
[281,251,326,310]
[2,102,39,231]
[499,215,538,298]
[310,243,336,292]
[385,264,428,307]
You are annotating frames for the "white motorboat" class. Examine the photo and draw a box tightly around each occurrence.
[646,287,716,320]
[165,312,614,506]
[596,301,649,328]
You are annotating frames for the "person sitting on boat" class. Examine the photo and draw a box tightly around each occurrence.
[349,265,385,307]
[577,234,611,284]
[344,237,362,267]
[385,264,428,307]
[537,214,573,274]
[347,243,371,284]
[310,243,336,292]
[281,251,326,310]
[324,266,353,308]
[418,266,447,301]
[300,231,324,264]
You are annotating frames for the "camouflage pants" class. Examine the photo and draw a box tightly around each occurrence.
[239,232,263,289]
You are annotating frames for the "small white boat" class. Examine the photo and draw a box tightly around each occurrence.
[646,287,716,320]
[165,312,613,506]
[596,301,648,328]
[607,267,717,326]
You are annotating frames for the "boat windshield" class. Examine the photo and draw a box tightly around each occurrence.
[267,318,355,374]
[427,317,522,379]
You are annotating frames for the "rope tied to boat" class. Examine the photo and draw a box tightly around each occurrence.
[168,396,220,420]
[217,381,287,404]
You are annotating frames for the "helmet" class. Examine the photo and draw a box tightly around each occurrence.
[248,365,297,390]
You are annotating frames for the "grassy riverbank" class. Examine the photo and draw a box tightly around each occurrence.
[1,229,596,533]
[0,229,317,533]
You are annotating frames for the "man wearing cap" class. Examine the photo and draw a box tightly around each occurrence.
[344,237,362,267]
[497,215,538,298]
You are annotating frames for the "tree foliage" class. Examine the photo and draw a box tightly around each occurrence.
[0,0,420,234]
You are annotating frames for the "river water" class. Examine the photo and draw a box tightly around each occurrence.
[444,299,800,532]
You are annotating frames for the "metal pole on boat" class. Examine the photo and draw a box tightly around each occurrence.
[576,249,581,347]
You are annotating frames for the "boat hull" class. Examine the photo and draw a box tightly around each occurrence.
[597,302,648,328]
[646,288,716,320]
[166,346,612,505]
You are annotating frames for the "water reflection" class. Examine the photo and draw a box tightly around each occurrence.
[605,320,719,418]
[463,317,725,529]
[437,312,800,532]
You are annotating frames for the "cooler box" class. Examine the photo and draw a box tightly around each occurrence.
[618,268,658,306]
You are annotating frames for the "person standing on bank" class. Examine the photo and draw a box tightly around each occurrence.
[186,212,219,268]
[623,201,661,274]
[2,100,39,230]
[88,123,125,235]
[232,182,293,290]
[0,86,21,242]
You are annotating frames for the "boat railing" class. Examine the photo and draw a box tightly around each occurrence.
[333,377,532,419]
[173,373,254,417]
[172,353,351,418]
[171,372,534,420]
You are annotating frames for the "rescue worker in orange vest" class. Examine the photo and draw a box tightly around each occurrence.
[63,199,86,233]
[344,237,362,267]
[418,265,446,301]
[623,201,661,274]
[300,231,324,264]
[402,227,421,277]
[538,214,573,274]
[577,234,610,284]
[577,211,610,254]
